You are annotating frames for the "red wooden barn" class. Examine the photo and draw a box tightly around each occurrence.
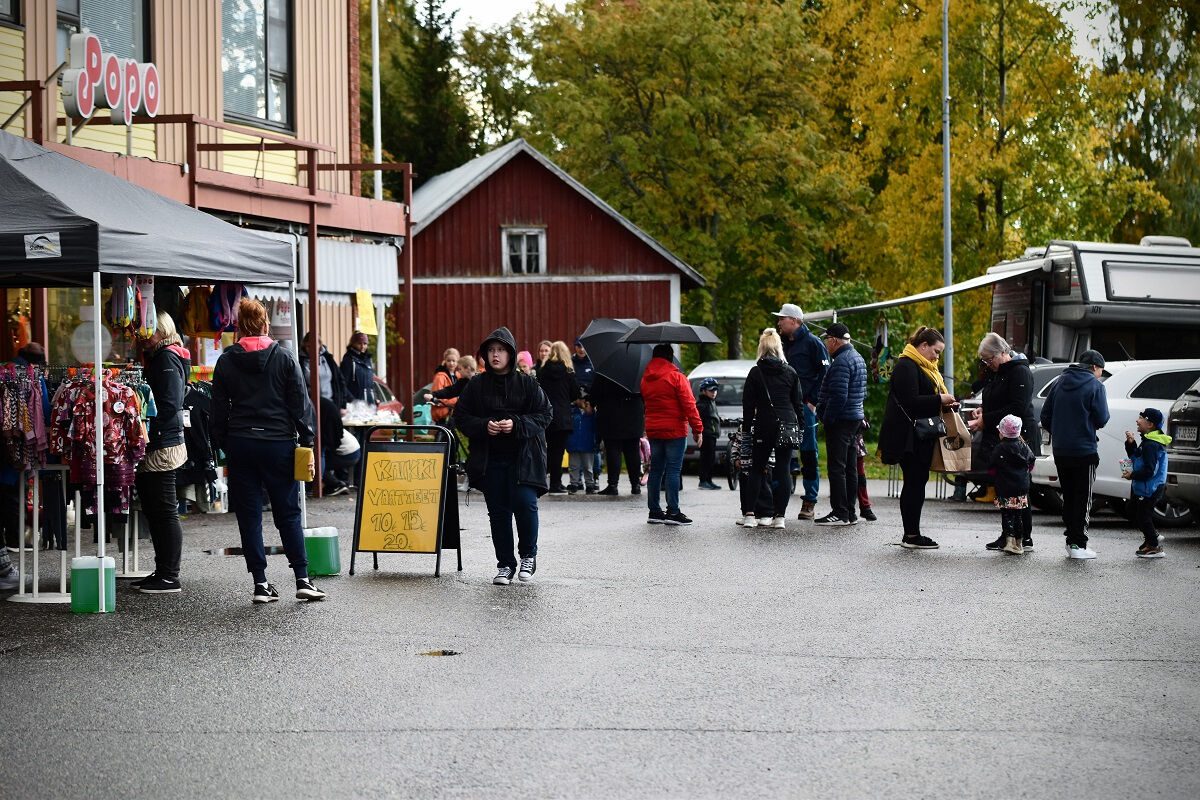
[402,139,704,385]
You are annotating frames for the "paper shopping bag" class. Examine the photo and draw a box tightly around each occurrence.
[931,410,973,473]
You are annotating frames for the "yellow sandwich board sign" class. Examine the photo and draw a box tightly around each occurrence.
[349,426,462,576]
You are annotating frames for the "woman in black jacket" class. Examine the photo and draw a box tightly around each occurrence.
[590,373,646,495]
[968,332,1037,550]
[740,329,804,528]
[455,327,553,585]
[132,312,190,594]
[212,299,322,604]
[537,340,581,494]
[340,331,376,405]
[878,326,959,549]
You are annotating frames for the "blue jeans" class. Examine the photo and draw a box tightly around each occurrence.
[647,437,686,514]
[483,455,539,570]
[800,405,820,503]
[224,436,307,583]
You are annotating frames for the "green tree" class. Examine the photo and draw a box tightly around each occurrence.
[812,0,1163,384]
[519,0,864,358]
[361,0,476,194]
[1100,1,1200,242]
[459,21,534,149]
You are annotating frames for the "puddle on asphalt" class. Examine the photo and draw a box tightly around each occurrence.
[419,649,461,657]
[204,546,289,556]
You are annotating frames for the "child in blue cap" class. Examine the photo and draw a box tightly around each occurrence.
[1122,407,1171,558]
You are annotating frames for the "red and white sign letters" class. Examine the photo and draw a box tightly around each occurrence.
[61,32,161,125]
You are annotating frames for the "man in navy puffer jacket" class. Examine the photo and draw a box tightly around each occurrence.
[815,323,867,526]
[1040,349,1110,557]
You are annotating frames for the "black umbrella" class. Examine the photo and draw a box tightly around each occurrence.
[616,321,722,345]
[578,318,654,394]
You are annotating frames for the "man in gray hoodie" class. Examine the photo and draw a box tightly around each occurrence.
[1040,349,1110,559]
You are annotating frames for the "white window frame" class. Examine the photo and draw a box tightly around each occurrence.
[501,227,547,276]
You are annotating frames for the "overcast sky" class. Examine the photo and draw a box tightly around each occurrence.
[447,0,559,29]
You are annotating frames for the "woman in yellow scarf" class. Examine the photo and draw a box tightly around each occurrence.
[877,327,959,549]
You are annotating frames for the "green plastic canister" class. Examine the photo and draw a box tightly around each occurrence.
[70,556,116,613]
[304,527,341,576]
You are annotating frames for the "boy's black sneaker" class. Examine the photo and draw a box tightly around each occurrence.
[597,485,619,496]
[900,535,940,549]
[296,578,327,601]
[664,512,693,526]
[252,583,280,604]
[814,513,852,527]
[985,535,1006,551]
[547,486,568,496]
[585,486,598,495]
[138,576,181,594]
[860,507,877,521]
[631,485,642,495]
[648,510,667,524]
[1023,536,1034,551]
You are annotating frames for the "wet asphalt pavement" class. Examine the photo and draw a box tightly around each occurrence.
[1,478,1198,799]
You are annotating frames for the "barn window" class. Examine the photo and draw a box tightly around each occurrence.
[502,228,546,275]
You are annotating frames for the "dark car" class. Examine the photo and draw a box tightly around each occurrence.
[1165,375,1200,518]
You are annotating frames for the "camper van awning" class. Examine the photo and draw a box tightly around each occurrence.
[804,261,1047,321]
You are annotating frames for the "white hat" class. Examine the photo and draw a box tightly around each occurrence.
[771,303,804,320]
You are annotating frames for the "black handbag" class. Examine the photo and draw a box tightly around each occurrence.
[756,368,802,448]
[896,397,946,441]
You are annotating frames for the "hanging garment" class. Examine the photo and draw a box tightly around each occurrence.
[135,276,157,339]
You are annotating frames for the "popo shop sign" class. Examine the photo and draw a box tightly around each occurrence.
[61,32,161,125]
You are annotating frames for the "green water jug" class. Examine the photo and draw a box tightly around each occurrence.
[71,556,116,613]
[304,527,341,576]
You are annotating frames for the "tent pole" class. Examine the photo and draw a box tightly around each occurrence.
[93,271,106,613]
[403,166,414,420]
[307,205,322,496]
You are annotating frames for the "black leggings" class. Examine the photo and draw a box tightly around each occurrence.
[899,440,935,538]
[740,440,794,517]
[547,429,570,490]
[1000,507,1032,540]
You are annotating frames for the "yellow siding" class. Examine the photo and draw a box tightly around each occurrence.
[0,26,24,136]
[11,1,352,191]
[221,127,299,184]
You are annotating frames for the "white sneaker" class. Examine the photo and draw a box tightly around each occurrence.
[769,516,786,529]
[741,515,758,528]
[1067,544,1097,560]
[518,557,536,582]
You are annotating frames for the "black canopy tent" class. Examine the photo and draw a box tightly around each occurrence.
[0,130,295,612]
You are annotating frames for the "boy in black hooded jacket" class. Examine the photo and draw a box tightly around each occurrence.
[455,327,553,585]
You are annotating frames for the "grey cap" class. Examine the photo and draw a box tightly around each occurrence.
[771,303,804,320]
[1077,349,1105,368]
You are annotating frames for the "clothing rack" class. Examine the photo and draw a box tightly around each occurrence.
[8,466,76,605]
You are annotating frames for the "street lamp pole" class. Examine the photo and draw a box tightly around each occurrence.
[942,0,954,387]
[371,0,383,200]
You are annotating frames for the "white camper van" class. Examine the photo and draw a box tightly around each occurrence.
[987,237,1200,364]
[806,236,1200,367]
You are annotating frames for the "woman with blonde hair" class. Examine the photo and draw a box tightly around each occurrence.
[131,311,191,593]
[429,347,460,423]
[537,340,580,494]
[739,328,804,528]
[535,340,553,372]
